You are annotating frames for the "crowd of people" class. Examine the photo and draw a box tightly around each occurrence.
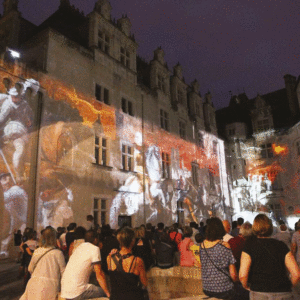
[13,214,300,300]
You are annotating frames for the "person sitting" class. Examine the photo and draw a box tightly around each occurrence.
[107,227,148,300]
[178,226,196,267]
[20,227,65,300]
[199,217,238,299]
[240,214,300,299]
[132,226,153,271]
[155,231,176,269]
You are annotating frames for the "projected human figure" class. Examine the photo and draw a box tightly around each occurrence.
[0,80,37,182]
[0,172,28,257]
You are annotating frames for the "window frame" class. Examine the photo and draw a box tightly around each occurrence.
[162,152,171,179]
[160,109,169,131]
[121,98,134,116]
[98,30,110,54]
[261,143,273,159]
[122,143,134,171]
[95,136,109,166]
[94,198,108,226]
[120,47,130,68]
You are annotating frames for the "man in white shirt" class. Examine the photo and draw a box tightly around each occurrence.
[222,220,233,242]
[61,230,110,299]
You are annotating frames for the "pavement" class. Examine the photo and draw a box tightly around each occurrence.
[0,259,24,300]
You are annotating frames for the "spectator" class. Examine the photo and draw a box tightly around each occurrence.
[190,222,199,243]
[14,229,22,263]
[291,221,300,266]
[169,224,183,247]
[190,233,205,267]
[20,227,65,300]
[240,214,300,299]
[178,226,195,267]
[231,221,237,236]
[145,222,153,243]
[68,226,87,256]
[153,222,165,246]
[222,220,233,242]
[65,222,77,255]
[275,224,292,249]
[231,218,244,237]
[85,215,94,230]
[61,230,110,299]
[155,231,176,269]
[107,227,148,300]
[199,217,238,299]
[132,226,153,271]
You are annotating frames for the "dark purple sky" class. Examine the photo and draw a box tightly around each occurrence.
[1,0,299,109]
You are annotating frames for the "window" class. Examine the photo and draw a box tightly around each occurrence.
[228,128,235,136]
[261,143,273,158]
[191,163,198,185]
[94,198,108,226]
[95,136,109,166]
[213,141,218,155]
[195,103,200,116]
[120,47,130,68]
[160,109,169,131]
[95,84,109,105]
[122,144,133,171]
[121,98,133,116]
[98,31,110,54]
[179,121,186,139]
[162,152,171,179]
[256,119,270,132]
[296,141,300,156]
[197,131,204,148]
[157,75,165,92]
[177,88,184,105]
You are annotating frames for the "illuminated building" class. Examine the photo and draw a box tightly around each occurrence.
[0,0,231,257]
[216,75,300,226]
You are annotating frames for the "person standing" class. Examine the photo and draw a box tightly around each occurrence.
[291,221,300,266]
[222,220,233,242]
[275,223,292,249]
[20,227,65,300]
[61,230,110,299]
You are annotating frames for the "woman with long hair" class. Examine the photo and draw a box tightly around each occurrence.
[20,227,65,300]
[240,214,300,300]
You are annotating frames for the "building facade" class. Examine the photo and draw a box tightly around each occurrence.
[0,0,231,257]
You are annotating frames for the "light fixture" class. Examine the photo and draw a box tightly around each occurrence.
[6,47,21,59]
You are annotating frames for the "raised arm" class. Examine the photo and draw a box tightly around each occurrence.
[239,251,251,290]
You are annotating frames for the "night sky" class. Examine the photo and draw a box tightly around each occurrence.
[1,0,299,109]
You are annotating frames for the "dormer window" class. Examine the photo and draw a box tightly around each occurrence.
[256,119,270,132]
[98,30,110,54]
[157,75,165,92]
[120,47,130,68]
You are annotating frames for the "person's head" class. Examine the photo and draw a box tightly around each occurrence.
[85,230,98,245]
[117,227,135,249]
[157,222,164,231]
[102,224,112,237]
[279,220,285,226]
[75,226,87,240]
[183,226,193,238]
[195,233,204,244]
[280,224,287,232]
[200,221,204,227]
[190,222,197,229]
[240,222,253,238]
[68,223,77,231]
[146,223,152,230]
[222,220,231,234]
[9,87,22,104]
[169,225,178,233]
[87,215,94,222]
[237,217,244,227]
[135,226,145,239]
[205,217,226,241]
[17,230,21,235]
[295,221,300,231]
[27,229,34,240]
[40,227,57,248]
[252,214,273,237]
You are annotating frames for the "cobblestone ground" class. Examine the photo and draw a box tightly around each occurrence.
[0,259,24,300]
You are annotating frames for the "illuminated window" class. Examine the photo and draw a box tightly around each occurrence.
[98,31,110,54]
[162,152,171,179]
[296,141,300,155]
[95,136,109,166]
[122,144,133,171]
[160,109,169,131]
[213,141,218,155]
[261,143,273,158]
[177,88,184,105]
[95,84,109,105]
[179,121,186,139]
[120,47,130,68]
[256,119,270,132]
[157,75,165,92]
[191,163,198,185]
[121,98,133,116]
[94,198,107,225]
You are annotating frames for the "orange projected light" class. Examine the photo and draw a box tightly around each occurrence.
[272,144,288,155]
[248,162,284,182]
